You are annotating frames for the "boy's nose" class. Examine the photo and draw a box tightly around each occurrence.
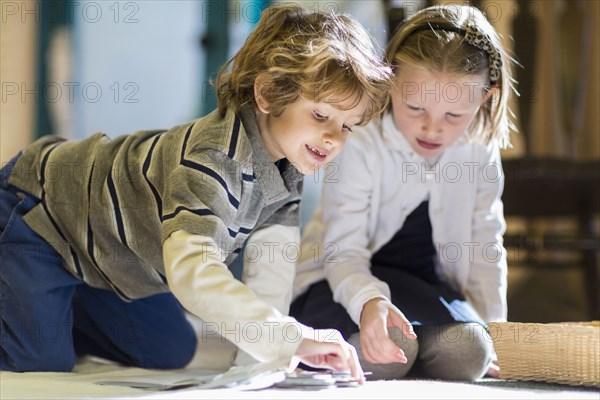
[323,129,345,148]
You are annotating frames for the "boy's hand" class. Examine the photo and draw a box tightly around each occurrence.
[359,298,417,364]
[294,332,365,384]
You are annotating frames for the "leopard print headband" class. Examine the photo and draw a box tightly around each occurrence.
[410,22,502,84]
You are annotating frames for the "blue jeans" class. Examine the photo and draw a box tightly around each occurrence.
[0,155,196,371]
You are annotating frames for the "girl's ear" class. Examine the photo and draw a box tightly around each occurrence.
[254,73,271,114]
[482,86,499,106]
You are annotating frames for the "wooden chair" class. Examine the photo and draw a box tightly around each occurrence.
[501,158,600,320]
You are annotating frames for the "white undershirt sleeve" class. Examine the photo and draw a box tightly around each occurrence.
[241,224,300,315]
[233,224,300,365]
[163,230,314,370]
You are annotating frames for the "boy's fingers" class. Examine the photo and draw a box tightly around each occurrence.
[326,354,347,371]
[346,344,364,383]
[324,342,363,383]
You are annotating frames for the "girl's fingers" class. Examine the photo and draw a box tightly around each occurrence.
[361,338,377,364]
[400,321,417,340]
[360,303,414,364]
[363,329,407,364]
[373,337,407,364]
[362,331,385,363]
[387,306,417,339]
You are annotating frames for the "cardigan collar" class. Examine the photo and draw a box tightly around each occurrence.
[238,106,303,205]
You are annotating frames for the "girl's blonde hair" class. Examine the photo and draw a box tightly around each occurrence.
[386,5,517,148]
[216,4,392,125]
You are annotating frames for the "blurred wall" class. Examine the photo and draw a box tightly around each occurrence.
[0,0,598,322]
[2,1,598,159]
[72,1,202,137]
[527,0,599,160]
[0,2,37,163]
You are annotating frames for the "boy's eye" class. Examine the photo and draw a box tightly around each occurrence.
[407,105,422,111]
[342,124,353,133]
[446,112,461,118]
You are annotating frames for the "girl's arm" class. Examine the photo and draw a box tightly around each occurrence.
[320,134,416,364]
[465,142,508,322]
[320,136,391,326]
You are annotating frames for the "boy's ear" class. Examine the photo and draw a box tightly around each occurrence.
[254,73,271,114]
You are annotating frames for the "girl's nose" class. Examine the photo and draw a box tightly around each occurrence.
[421,117,442,138]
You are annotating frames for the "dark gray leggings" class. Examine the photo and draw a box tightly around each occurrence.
[290,271,493,381]
[348,324,494,381]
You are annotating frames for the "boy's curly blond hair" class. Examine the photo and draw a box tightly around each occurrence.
[216,4,392,125]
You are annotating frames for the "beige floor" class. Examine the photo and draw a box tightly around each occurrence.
[1,358,598,400]
[3,307,599,400]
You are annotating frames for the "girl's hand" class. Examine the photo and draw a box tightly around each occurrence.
[359,298,417,364]
[294,332,365,384]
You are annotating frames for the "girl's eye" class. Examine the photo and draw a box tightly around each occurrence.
[313,111,328,121]
[342,124,353,133]
[407,105,422,112]
[446,113,461,118]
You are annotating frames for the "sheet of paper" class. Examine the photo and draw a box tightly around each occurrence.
[97,359,287,391]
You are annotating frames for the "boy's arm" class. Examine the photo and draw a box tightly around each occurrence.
[163,229,312,368]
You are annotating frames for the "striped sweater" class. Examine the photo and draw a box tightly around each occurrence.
[8,106,303,300]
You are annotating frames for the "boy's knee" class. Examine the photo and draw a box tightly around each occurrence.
[1,348,77,372]
[31,357,78,372]
[138,328,198,370]
[418,323,493,381]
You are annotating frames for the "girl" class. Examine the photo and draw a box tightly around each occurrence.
[291,4,517,381]
[0,4,391,380]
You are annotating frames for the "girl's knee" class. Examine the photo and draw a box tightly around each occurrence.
[389,326,420,362]
[419,323,493,381]
[448,331,493,381]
